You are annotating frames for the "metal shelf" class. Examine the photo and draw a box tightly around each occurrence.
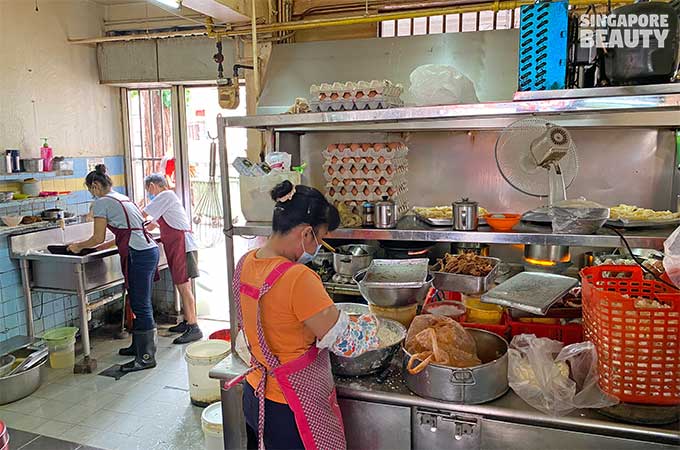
[232,216,672,250]
[223,93,680,131]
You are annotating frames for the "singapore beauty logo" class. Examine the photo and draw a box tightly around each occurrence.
[579,13,671,48]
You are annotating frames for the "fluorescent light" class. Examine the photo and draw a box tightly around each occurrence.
[151,0,181,9]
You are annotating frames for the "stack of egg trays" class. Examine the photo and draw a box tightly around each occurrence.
[310,80,404,112]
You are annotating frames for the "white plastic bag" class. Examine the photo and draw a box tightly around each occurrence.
[408,64,479,106]
[663,225,680,288]
[508,334,618,416]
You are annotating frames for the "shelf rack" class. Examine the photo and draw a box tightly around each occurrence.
[218,87,680,350]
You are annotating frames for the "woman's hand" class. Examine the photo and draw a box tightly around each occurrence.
[145,221,158,232]
[67,243,82,254]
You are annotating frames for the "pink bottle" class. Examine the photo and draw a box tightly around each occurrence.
[40,138,53,172]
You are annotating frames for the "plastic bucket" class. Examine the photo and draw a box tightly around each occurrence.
[201,402,223,450]
[185,340,230,407]
[208,330,231,342]
[42,327,78,369]
[368,303,418,328]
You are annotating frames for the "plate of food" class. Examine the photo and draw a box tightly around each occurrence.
[607,204,680,228]
[413,206,488,226]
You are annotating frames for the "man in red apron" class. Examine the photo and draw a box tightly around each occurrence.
[143,174,202,344]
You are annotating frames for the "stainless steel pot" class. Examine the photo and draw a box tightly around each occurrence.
[453,198,479,231]
[330,303,406,376]
[402,328,508,404]
[333,244,377,276]
[354,269,433,307]
[41,208,65,221]
[374,196,398,229]
[21,158,43,173]
[0,358,47,405]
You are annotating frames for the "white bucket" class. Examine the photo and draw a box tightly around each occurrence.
[185,340,230,406]
[202,402,224,450]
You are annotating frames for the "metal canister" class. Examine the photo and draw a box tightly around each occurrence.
[374,196,398,229]
[362,201,375,228]
[453,198,479,231]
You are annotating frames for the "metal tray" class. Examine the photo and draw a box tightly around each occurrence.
[363,258,429,287]
[415,211,487,227]
[481,272,578,315]
[431,256,501,295]
[606,218,680,228]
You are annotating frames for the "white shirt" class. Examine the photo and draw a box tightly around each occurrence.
[143,190,198,252]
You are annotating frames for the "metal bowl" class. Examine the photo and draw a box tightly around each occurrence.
[330,303,407,377]
[0,355,16,378]
[354,269,433,307]
[0,357,47,405]
[333,244,377,277]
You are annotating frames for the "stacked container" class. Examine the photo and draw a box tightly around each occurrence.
[323,142,409,219]
[310,80,404,112]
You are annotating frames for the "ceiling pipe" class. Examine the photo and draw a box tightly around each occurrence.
[69,0,632,44]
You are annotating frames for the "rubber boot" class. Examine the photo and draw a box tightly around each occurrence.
[118,333,136,356]
[120,329,157,372]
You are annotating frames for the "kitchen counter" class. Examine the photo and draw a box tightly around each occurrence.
[211,355,679,450]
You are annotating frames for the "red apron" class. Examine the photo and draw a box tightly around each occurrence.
[103,195,159,328]
[229,251,346,450]
[158,216,192,285]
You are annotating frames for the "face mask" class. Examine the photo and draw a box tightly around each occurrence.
[297,228,321,264]
[149,193,156,201]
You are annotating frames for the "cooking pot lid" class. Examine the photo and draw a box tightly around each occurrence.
[454,197,478,206]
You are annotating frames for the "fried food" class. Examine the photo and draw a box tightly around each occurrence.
[405,315,481,374]
[432,253,494,277]
[610,204,680,222]
[336,201,362,228]
[414,206,488,219]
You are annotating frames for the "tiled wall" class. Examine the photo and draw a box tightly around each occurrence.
[0,155,176,343]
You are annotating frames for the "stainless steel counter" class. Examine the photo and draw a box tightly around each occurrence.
[210,355,679,450]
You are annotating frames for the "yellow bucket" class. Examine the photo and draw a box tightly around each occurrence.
[462,295,504,325]
[369,303,418,328]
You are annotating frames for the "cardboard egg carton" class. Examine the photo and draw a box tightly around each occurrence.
[326,183,408,202]
[323,160,408,181]
[309,80,404,112]
[310,96,403,112]
[322,143,409,160]
[326,178,407,193]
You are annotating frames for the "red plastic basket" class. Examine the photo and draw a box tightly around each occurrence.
[509,319,583,345]
[581,265,680,405]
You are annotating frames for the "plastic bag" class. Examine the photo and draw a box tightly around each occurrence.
[663,225,680,288]
[265,152,292,172]
[408,64,479,106]
[405,314,480,374]
[508,334,618,416]
[549,198,610,234]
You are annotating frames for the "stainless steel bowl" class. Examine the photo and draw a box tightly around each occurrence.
[330,303,406,377]
[0,358,47,405]
[333,244,377,277]
[0,355,16,377]
[354,269,433,307]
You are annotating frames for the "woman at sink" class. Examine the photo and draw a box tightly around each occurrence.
[68,164,159,373]
[233,180,379,450]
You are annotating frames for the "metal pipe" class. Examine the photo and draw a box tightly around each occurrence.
[251,0,260,101]
[69,0,632,44]
[75,265,91,359]
[19,260,34,338]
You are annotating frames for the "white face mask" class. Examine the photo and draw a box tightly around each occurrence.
[297,228,320,264]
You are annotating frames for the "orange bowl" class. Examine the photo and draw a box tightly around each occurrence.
[484,213,521,232]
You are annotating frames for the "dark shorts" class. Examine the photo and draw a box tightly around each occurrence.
[243,382,304,450]
[185,251,199,280]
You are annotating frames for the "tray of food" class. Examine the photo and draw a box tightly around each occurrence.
[363,258,429,287]
[607,204,680,228]
[413,206,488,226]
[431,253,500,295]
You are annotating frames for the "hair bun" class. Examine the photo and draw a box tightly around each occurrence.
[95,164,107,175]
[270,180,294,202]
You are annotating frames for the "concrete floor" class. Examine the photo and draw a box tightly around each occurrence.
[0,320,228,450]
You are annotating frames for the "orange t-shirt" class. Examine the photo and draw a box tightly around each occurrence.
[241,251,334,404]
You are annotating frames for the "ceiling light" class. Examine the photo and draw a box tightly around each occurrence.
[151,0,181,9]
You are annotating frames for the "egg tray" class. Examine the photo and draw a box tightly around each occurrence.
[310,96,403,112]
[326,185,408,202]
[323,161,408,180]
[326,179,407,194]
[322,144,409,160]
[310,80,403,99]
[323,157,410,171]
[326,177,408,190]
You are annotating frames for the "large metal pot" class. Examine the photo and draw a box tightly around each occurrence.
[332,244,377,276]
[354,269,433,307]
[330,303,406,376]
[402,328,508,404]
[0,358,47,405]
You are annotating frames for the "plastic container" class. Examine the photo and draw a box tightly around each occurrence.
[368,303,418,328]
[581,265,680,405]
[239,171,301,222]
[185,340,231,406]
[42,327,78,369]
[483,213,521,232]
[40,138,53,172]
[202,402,223,450]
[462,295,504,324]
[209,329,231,342]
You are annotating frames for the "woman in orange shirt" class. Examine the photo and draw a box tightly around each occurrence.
[233,181,379,450]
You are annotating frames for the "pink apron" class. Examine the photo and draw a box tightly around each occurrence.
[228,251,346,450]
[157,216,192,285]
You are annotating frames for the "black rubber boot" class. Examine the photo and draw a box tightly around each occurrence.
[168,320,188,334]
[121,329,157,372]
[118,334,136,356]
[172,324,203,345]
